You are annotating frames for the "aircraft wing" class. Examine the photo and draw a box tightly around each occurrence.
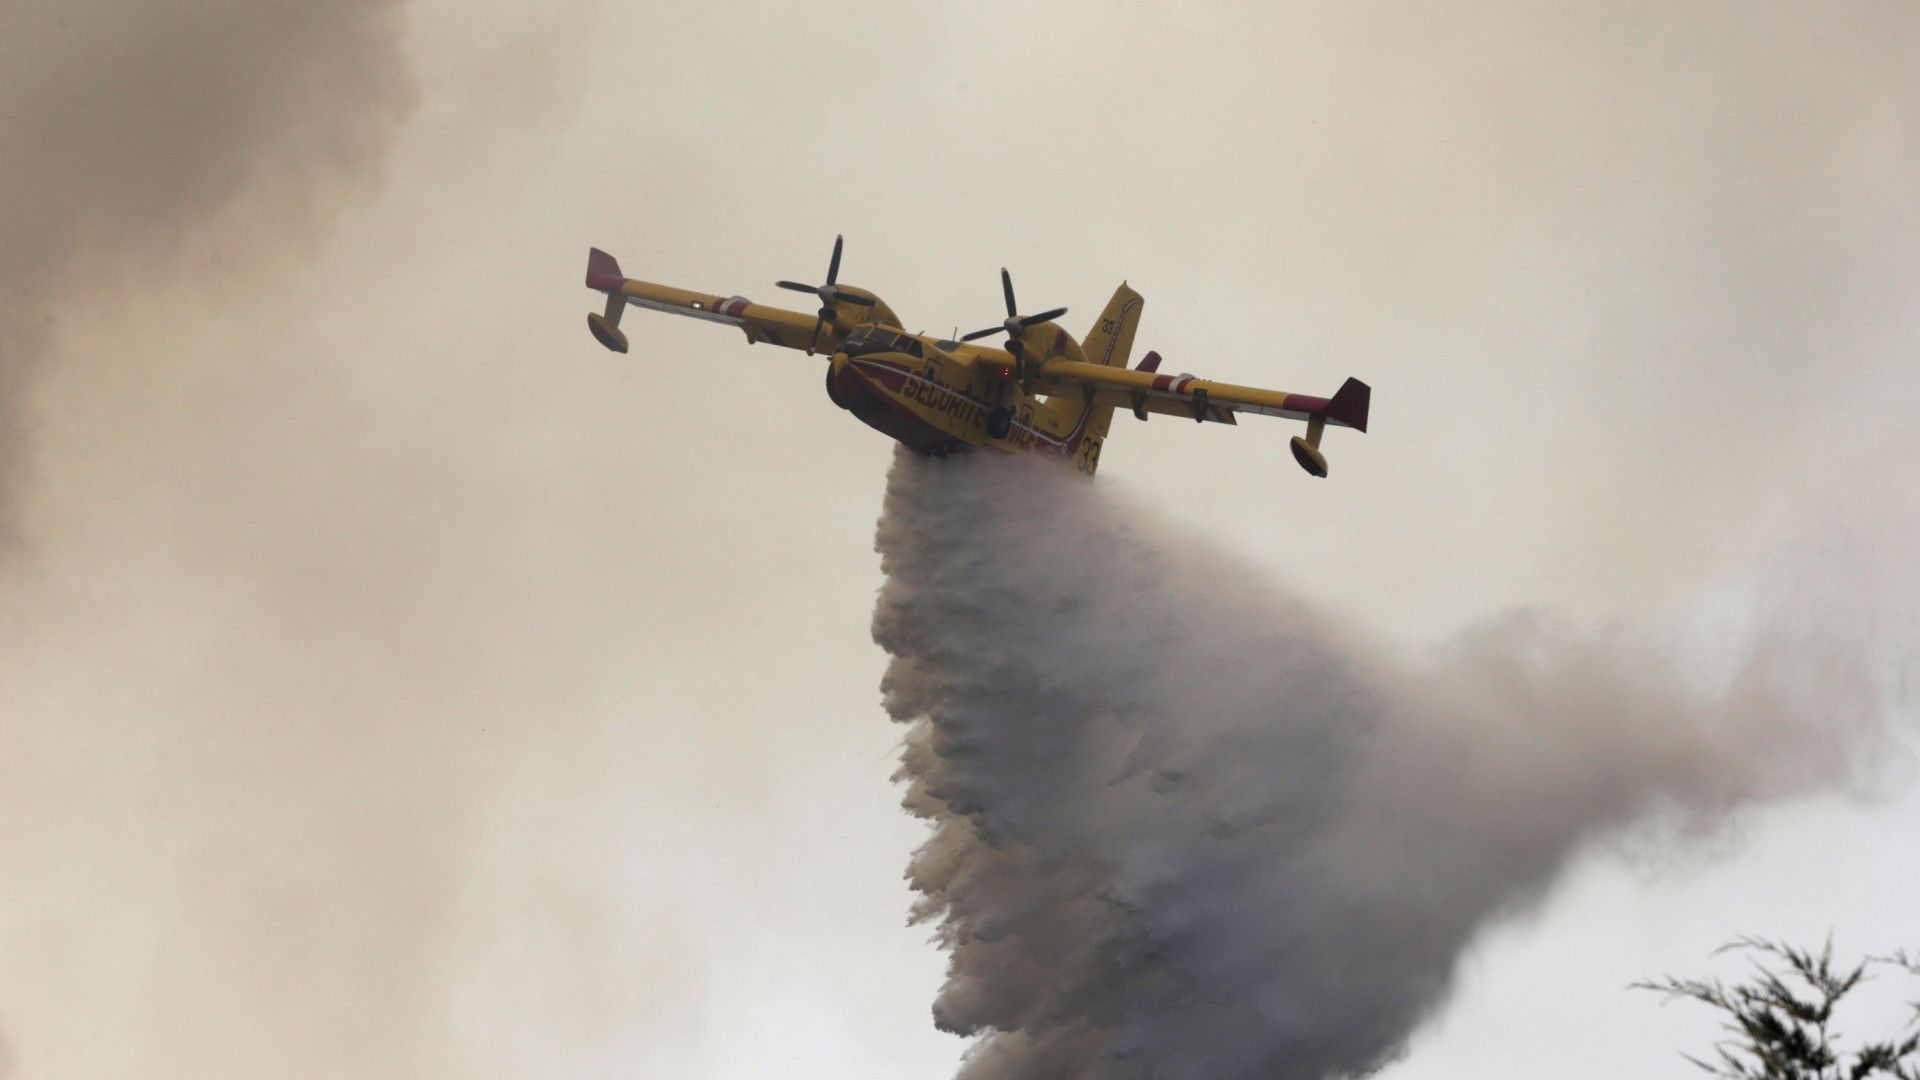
[585,248,830,353]
[1033,358,1371,432]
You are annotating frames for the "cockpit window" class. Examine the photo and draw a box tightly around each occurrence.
[842,326,923,359]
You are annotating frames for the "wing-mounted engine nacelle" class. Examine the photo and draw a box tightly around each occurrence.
[958,268,1069,393]
[829,287,899,334]
[774,237,902,354]
[991,322,1076,395]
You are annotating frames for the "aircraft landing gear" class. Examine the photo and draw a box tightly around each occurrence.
[986,407,1013,440]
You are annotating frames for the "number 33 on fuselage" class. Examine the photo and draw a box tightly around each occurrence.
[582,237,1370,478]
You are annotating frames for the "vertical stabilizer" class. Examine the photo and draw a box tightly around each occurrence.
[1033,285,1145,476]
[1081,283,1143,369]
[1051,284,1144,475]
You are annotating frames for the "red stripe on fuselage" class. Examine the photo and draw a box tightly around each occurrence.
[847,355,1093,457]
[838,358,968,453]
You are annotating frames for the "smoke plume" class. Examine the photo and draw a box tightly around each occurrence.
[0,0,414,528]
[875,450,1883,1080]
[0,5,604,1075]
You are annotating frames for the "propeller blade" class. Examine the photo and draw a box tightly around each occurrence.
[838,294,876,307]
[1020,307,1068,327]
[807,314,824,356]
[961,326,1001,342]
[777,280,817,293]
[1000,268,1018,318]
[826,235,843,286]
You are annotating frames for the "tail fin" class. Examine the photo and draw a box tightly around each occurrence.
[1049,284,1144,476]
[1081,283,1144,368]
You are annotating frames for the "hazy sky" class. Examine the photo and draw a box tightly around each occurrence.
[1,2,1916,1078]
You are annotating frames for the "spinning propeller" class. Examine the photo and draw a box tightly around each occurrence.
[777,234,875,355]
[961,269,1067,362]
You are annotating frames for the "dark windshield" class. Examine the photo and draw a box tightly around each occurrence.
[843,326,923,359]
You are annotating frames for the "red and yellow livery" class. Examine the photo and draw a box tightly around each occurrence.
[583,238,1369,477]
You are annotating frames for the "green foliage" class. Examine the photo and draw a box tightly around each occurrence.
[1636,938,1920,1080]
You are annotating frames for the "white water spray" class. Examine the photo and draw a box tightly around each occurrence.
[874,449,1882,1080]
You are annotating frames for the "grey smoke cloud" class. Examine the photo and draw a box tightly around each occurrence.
[0,0,1916,1076]
[0,2,430,1073]
[0,0,414,524]
[875,450,1886,1080]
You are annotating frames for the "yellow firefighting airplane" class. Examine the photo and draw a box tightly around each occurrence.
[583,237,1369,477]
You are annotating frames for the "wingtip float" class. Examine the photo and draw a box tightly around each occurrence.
[581,239,1371,478]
